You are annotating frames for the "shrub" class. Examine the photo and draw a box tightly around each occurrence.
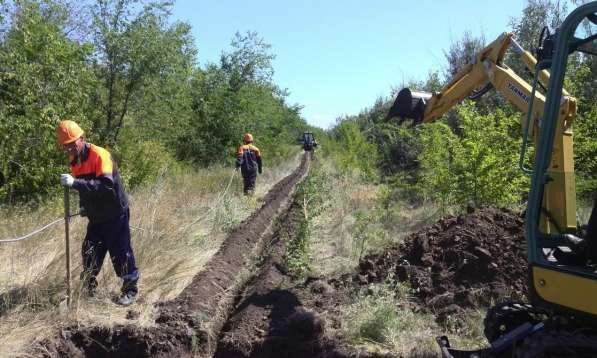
[118,140,179,190]
[414,102,529,210]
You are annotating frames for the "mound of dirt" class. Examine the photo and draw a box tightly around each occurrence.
[358,207,528,313]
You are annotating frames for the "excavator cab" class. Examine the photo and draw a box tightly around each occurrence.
[524,0,597,331]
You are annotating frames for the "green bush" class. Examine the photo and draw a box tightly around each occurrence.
[0,1,94,203]
[118,140,179,190]
[415,102,529,209]
[328,120,379,181]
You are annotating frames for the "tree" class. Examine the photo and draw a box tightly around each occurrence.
[415,102,529,209]
[509,0,567,54]
[0,0,94,202]
[89,0,193,145]
[177,31,306,166]
[329,119,378,180]
[220,31,275,89]
[444,31,486,80]
[416,121,459,210]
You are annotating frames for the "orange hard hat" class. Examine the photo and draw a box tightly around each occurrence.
[56,120,84,145]
[243,133,253,143]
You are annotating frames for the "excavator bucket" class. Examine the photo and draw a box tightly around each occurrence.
[386,88,432,124]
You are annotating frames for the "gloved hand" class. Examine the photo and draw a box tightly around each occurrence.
[60,173,75,187]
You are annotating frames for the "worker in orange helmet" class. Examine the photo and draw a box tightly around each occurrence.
[56,120,139,306]
[236,133,262,195]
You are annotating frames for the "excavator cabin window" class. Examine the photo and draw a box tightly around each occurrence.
[531,10,597,272]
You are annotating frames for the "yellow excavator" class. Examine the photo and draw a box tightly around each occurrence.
[386,2,597,356]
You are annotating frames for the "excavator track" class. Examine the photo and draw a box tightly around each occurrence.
[514,330,597,358]
[483,301,547,342]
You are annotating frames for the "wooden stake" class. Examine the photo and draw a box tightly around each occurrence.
[64,187,71,308]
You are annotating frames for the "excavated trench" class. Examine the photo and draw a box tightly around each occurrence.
[38,152,313,358]
[211,193,379,358]
[36,151,534,358]
[208,206,531,358]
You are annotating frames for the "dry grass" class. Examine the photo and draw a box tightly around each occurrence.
[309,158,441,277]
[306,156,486,357]
[342,283,439,357]
[0,151,301,357]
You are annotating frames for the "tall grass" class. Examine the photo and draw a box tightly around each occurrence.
[343,283,438,356]
[308,157,441,277]
[0,151,301,357]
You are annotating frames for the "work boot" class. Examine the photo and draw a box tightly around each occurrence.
[117,279,138,306]
[117,291,137,306]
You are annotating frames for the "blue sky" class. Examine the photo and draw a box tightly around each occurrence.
[172,1,529,129]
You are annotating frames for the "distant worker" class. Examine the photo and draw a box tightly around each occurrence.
[236,133,263,195]
[56,120,139,306]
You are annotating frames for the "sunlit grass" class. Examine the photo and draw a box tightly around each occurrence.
[308,157,442,278]
[342,283,439,357]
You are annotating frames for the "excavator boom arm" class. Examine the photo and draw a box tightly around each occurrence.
[387,32,578,233]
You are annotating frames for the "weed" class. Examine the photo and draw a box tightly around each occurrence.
[283,165,330,280]
[343,282,439,355]
[285,218,311,279]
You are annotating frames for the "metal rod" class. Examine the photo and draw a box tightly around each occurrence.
[64,187,71,308]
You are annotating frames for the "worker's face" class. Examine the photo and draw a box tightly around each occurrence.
[62,137,84,157]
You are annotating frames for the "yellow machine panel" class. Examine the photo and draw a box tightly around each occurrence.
[533,266,597,315]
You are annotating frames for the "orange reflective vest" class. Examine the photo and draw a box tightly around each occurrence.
[70,144,128,223]
[236,144,262,175]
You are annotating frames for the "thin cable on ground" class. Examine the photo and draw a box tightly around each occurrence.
[0,213,81,244]
[1,171,236,243]
[129,225,167,237]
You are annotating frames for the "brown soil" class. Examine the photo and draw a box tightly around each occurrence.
[357,207,528,318]
[209,206,528,357]
[212,200,370,358]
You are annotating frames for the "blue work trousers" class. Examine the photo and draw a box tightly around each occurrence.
[242,172,257,195]
[82,209,139,294]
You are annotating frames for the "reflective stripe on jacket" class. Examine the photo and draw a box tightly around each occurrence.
[70,144,128,224]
